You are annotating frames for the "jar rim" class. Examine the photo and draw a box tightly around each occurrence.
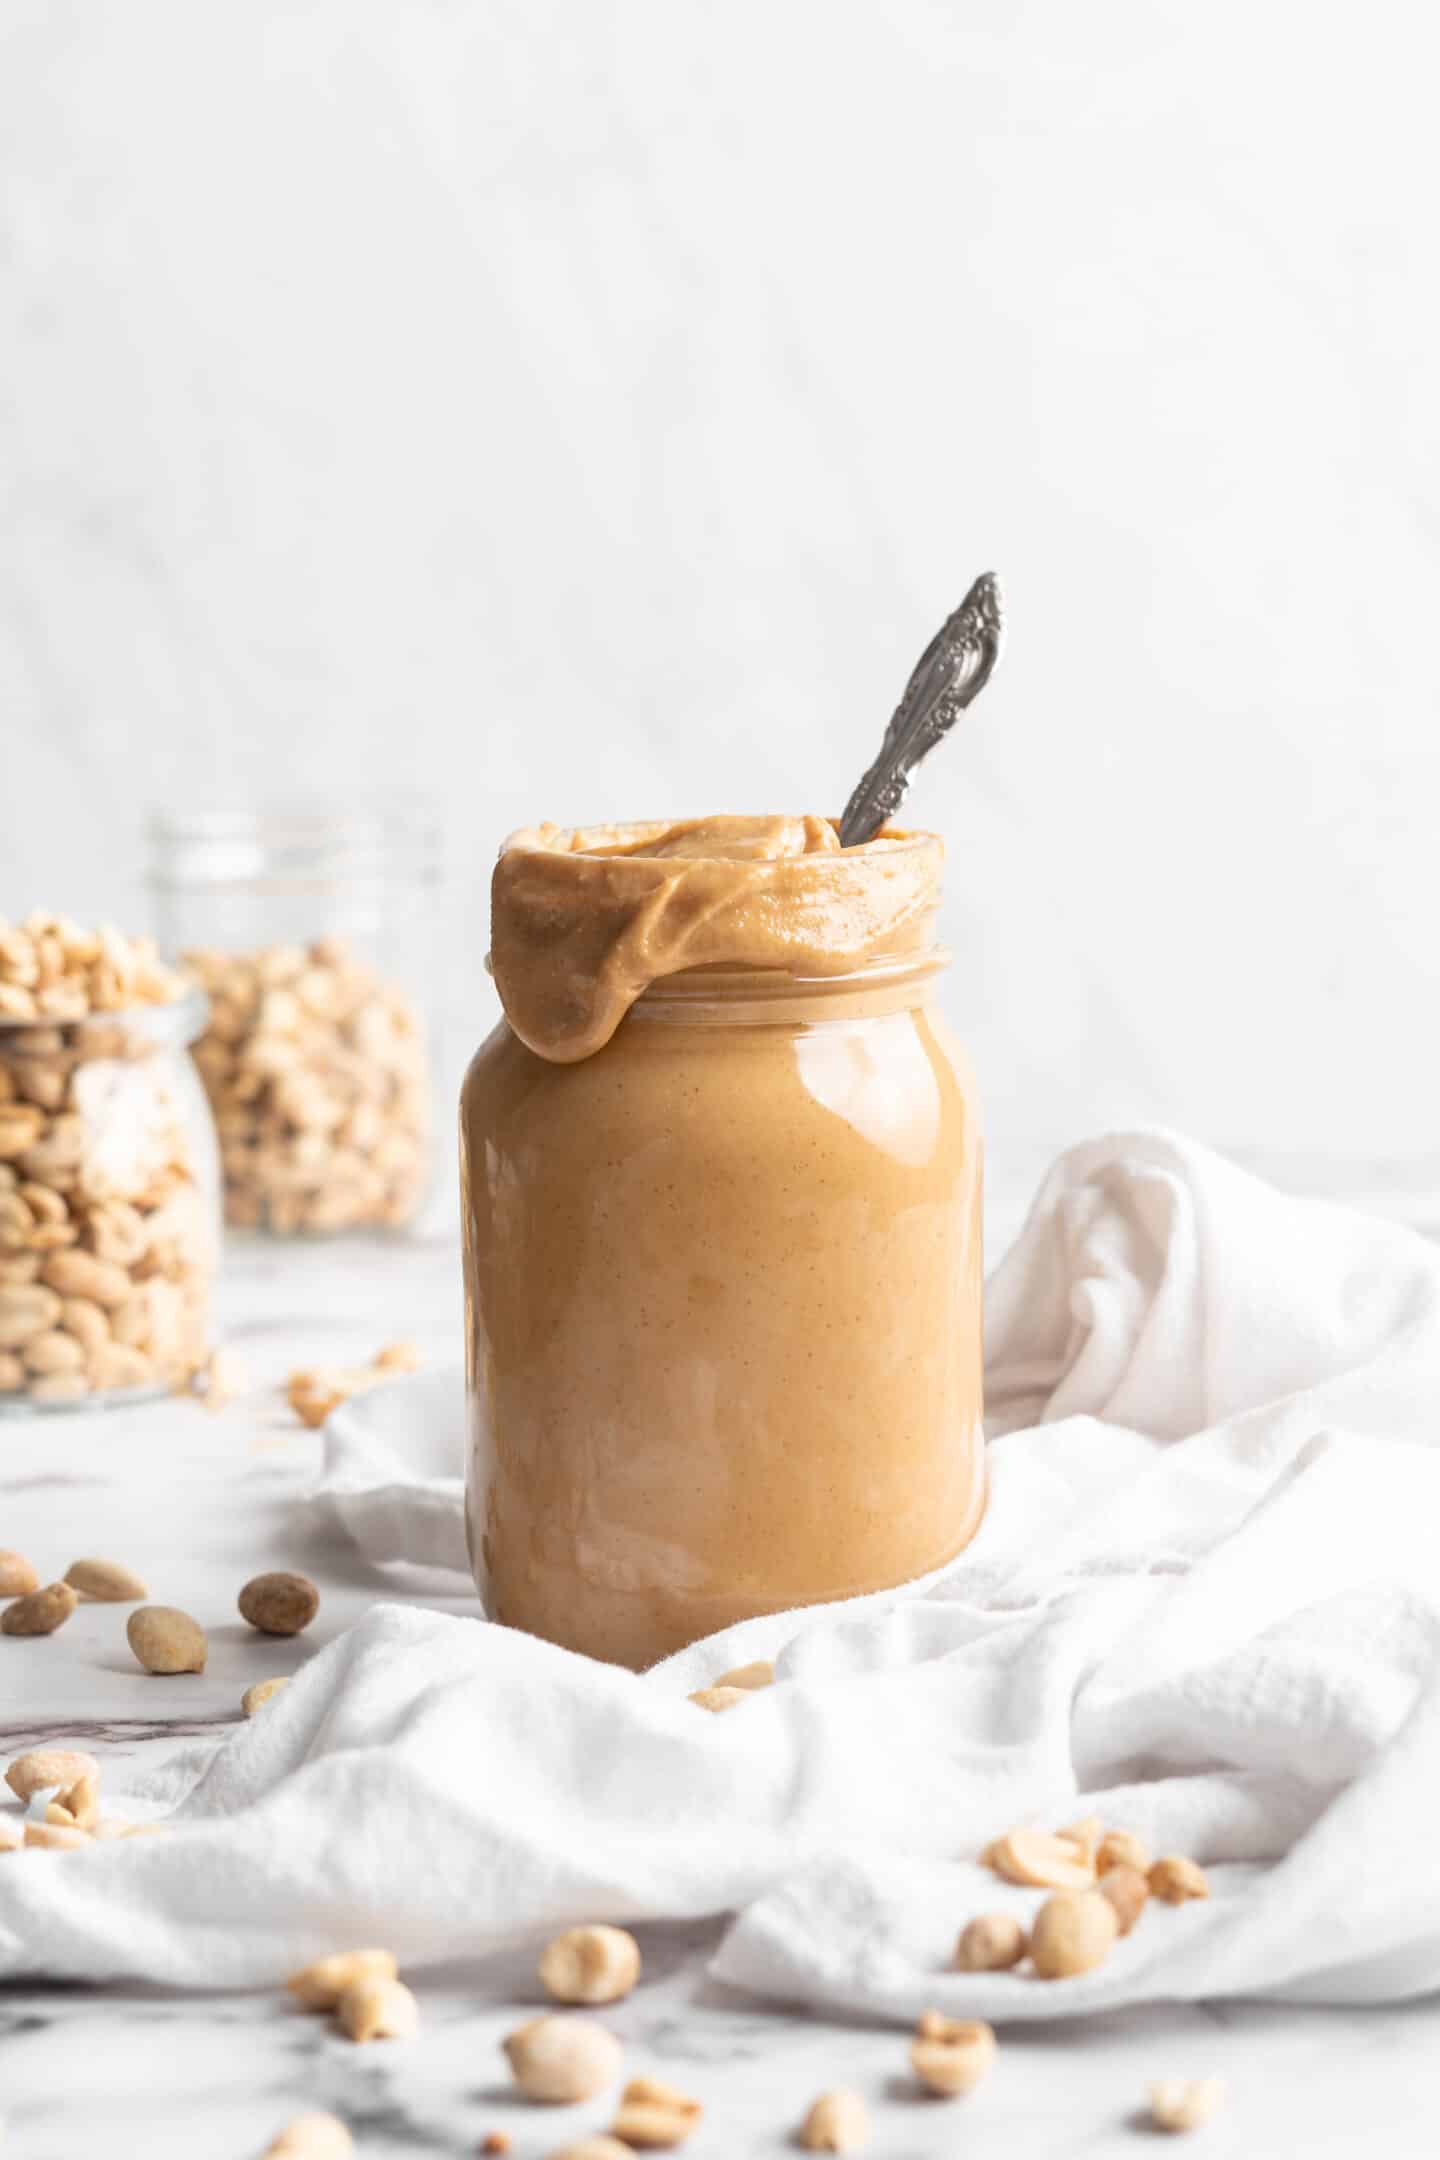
[0,984,210,1050]
[147,801,440,891]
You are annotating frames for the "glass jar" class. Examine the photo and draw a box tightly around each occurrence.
[0,992,220,1413]
[460,945,985,1669]
[148,806,439,1236]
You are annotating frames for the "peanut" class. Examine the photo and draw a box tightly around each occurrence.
[1099,1863,1150,1937]
[373,1340,422,1371]
[24,1820,91,1850]
[285,1347,419,1429]
[1057,1812,1103,1863]
[6,1747,99,1802]
[687,1685,749,1713]
[287,1947,399,2011]
[1029,1889,1119,1979]
[0,1550,38,1597]
[261,2113,354,2158]
[39,1250,133,1308]
[126,1605,207,1674]
[987,1827,1095,1891]
[909,2011,996,2098]
[1150,2078,1225,2133]
[954,1911,1028,1971]
[1149,1855,1210,1905]
[0,1284,62,1348]
[1097,1829,1152,1877]
[242,1675,292,1717]
[201,1345,247,1410]
[28,1371,89,1402]
[2,1580,78,1635]
[539,1924,641,2006]
[479,2136,510,2156]
[610,2075,703,2149]
[64,1556,149,1601]
[710,1659,775,1691]
[503,2014,624,2103]
[238,1570,320,1636]
[336,1974,419,2043]
[797,2088,868,2150]
[543,2143,632,2160]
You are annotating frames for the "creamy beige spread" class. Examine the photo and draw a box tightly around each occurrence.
[489,815,944,1062]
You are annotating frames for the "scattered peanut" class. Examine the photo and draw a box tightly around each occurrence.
[909,2011,997,2098]
[610,2075,703,2149]
[336,1974,419,2044]
[201,1345,248,1411]
[1149,1855,1210,1905]
[797,2087,868,2151]
[538,1923,642,2005]
[1057,1812,1103,1862]
[260,2113,354,2158]
[51,1771,100,1830]
[5,1747,98,1803]
[710,1659,775,1692]
[0,1549,38,1598]
[64,1556,149,1601]
[287,1947,399,2011]
[1097,1829,1151,1877]
[1099,1863,1150,1937]
[954,1911,1029,1972]
[1029,1889,1119,1979]
[503,2014,624,2103]
[1,1581,78,1635]
[687,1686,749,1713]
[1150,2078,1225,2133]
[239,1570,320,1636]
[184,937,429,1235]
[286,1346,423,1430]
[479,2136,511,2157]
[242,1675,292,1717]
[24,1820,91,1850]
[126,1604,208,1674]
[986,1827,1095,1891]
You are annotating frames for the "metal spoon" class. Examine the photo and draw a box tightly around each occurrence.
[838,571,1004,847]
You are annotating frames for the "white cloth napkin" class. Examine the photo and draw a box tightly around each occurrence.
[4,1128,1440,2017]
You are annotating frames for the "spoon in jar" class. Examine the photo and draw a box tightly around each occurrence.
[837,570,1005,847]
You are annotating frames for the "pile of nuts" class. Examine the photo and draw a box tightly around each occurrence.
[0,914,214,1407]
[183,936,429,1234]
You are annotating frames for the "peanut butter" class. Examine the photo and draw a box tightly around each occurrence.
[462,815,984,1668]
[489,815,945,1063]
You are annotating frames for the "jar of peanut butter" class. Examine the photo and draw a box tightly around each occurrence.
[461,815,985,1669]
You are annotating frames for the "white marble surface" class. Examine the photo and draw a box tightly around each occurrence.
[4,1231,1440,2158]
[4,3,1440,1204]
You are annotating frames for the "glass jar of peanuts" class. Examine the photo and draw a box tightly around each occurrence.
[0,917,221,1415]
[148,806,439,1236]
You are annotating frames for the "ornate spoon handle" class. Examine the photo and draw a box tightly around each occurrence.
[837,571,1004,847]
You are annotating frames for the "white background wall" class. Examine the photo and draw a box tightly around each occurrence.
[3,1,1438,1234]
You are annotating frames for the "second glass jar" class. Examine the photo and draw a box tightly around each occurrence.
[149,806,439,1236]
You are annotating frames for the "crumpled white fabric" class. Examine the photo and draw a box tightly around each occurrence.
[4,1128,1440,2016]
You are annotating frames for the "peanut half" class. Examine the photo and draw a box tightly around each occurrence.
[954,1911,1028,1972]
[287,1947,399,2011]
[1149,1855,1211,1905]
[610,2075,703,2149]
[987,1827,1095,1892]
[1150,2077,1225,2133]
[503,2015,624,2103]
[1097,1828,1151,1876]
[1029,1889,1120,1979]
[5,1747,98,1802]
[126,1605,207,1674]
[336,1975,419,2044]
[1099,1863,1150,1937]
[687,1686,750,1713]
[797,2088,868,2151]
[64,1556,149,1602]
[710,1659,775,1691]
[238,1570,319,1637]
[910,2011,996,2098]
[242,1676,292,1717]
[539,1924,642,2005]
[1,1581,78,1636]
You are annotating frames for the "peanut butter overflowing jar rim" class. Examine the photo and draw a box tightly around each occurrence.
[488,816,946,1063]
